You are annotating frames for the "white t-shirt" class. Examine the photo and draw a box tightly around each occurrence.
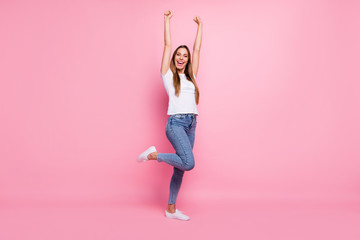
[161,68,199,115]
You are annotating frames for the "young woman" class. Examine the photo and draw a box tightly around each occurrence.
[137,10,202,221]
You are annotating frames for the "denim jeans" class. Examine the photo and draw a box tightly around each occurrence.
[157,113,197,204]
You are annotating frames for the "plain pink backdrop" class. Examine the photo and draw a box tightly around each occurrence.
[1,0,360,208]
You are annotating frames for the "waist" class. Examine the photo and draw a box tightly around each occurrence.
[171,113,197,116]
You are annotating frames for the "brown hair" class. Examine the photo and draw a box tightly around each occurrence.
[170,45,200,105]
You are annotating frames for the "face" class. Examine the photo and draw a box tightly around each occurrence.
[174,48,189,72]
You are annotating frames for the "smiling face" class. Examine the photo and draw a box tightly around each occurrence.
[174,47,189,73]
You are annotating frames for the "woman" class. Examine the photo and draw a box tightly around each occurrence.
[137,10,202,221]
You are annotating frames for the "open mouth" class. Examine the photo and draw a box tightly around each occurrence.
[177,61,185,67]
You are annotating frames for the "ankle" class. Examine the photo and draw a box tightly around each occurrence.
[167,204,176,213]
[147,152,158,160]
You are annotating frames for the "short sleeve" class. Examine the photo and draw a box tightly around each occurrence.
[161,68,172,78]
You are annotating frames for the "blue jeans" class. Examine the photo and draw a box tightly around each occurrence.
[157,113,197,204]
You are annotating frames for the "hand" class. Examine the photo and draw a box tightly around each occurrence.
[164,10,173,20]
[193,16,202,25]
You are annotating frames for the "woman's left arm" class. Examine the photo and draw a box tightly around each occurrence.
[192,16,203,78]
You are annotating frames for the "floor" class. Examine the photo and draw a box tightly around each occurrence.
[1,198,359,240]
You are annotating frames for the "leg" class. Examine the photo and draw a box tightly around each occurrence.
[157,120,195,171]
[167,116,197,211]
[167,167,184,213]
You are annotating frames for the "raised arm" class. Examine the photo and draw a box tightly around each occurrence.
[192,16,203,78]
[161,10,173,75]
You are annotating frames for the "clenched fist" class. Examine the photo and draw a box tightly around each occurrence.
[164,10,173,20]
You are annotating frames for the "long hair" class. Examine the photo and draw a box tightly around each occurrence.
[170,45,200,105]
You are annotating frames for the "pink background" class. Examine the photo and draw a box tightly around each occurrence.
[0,0,360,239]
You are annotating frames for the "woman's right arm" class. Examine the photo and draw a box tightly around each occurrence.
[161,10,172,75]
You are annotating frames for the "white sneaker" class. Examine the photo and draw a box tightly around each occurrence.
[165,209,190,221]
[137,146,157,162]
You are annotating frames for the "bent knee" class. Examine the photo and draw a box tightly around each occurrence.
[183,162,195,171]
